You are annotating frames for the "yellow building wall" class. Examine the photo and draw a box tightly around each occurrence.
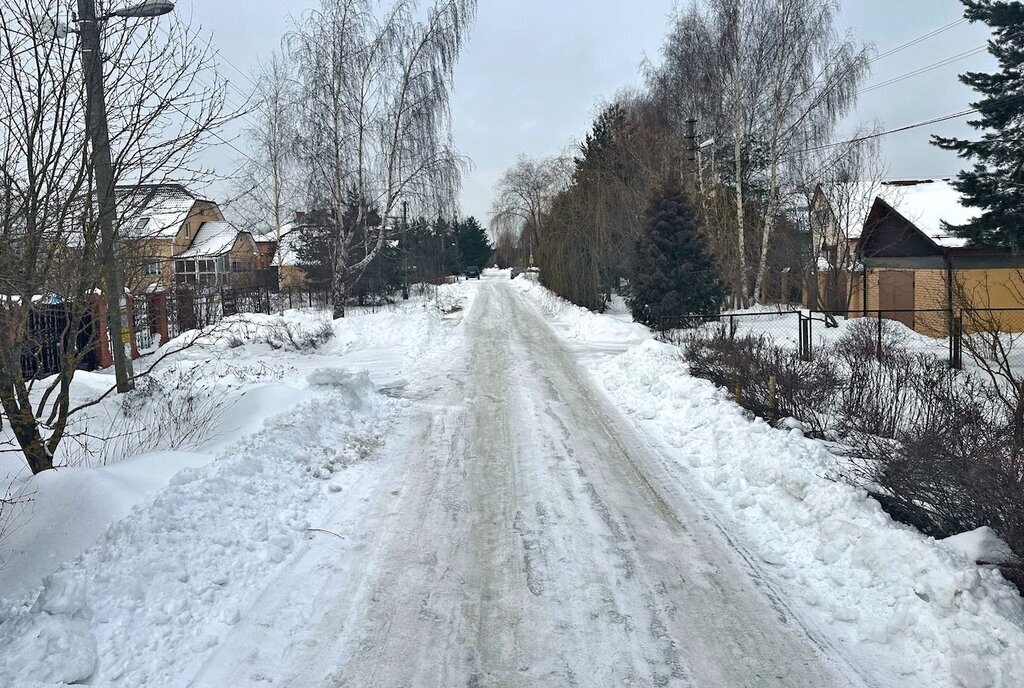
[913,269,949,336]
[280,266,310,289]
[227,238,259,287]
[172,201,224,255]
[857,266,1024,335]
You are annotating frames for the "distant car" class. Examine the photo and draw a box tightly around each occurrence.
[465,266,481,279]
[510,267,523,279]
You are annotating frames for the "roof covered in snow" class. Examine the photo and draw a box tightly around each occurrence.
[177,221,251,258]
[116,184,201,239]
[872,180,976,248]
[818,179,976,248]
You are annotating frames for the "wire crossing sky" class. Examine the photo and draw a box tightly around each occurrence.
[179,0,995,223]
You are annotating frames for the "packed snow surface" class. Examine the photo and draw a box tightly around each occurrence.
[512,275,1024,688]
[2,274,1022,687]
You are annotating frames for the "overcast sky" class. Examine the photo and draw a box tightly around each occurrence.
[177,0,995,223]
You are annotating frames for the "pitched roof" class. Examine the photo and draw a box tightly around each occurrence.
[116,184,201,239]
[177,221,250,258]
[872,180,976,248]
[820,179,978,248]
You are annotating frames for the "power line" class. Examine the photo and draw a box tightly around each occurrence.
[858,45,987,96]
[797,107,981,156]
[870,18,968,64]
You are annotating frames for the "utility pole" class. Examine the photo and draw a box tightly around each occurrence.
[685,117,698,192]
[78,0,133,393]
[401,201,409,300]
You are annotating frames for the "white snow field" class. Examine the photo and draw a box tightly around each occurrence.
[1,272,1022,687]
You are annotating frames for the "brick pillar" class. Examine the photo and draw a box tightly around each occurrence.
[150,293,169,345]
[89,292,113,369]
[124,293,140,360]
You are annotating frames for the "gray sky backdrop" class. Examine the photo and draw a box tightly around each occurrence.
[176,0,996,224]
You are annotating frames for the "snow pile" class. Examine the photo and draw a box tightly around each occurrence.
[0,282,474,686]
[512,281,1024,688]
[511,276,648,361]
[942,527,1020,567]
[0,371,395,686]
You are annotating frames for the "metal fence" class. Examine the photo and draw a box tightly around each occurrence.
[673,307,1024,372]
[273,286,333,311]
[163,286,273,338]
[659,310,806,352]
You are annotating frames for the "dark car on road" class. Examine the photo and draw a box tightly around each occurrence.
[465,266,481,279]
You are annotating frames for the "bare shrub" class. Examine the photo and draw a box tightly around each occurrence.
[63,367,236,467]
[0,479,34,569]
[835,317,908,365]
[685,319,1024,584]
[684,327,842,436]
[264,319,334,351]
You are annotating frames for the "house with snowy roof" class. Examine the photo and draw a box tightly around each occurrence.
[116,183,260,290]
[856,178,1024,333]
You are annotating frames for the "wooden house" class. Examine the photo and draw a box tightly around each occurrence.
[857,179,1024,334]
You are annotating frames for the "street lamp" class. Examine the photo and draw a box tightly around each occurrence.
[75,0,174,393]
[105,1,175,19]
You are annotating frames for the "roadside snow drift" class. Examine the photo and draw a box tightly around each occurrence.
[0,282,473,687]
[511,276,1024,688]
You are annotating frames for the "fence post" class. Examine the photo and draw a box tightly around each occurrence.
[798,312,813,361]
[950,312,963,370]
[876,313,883,362]
[150,293,169,345]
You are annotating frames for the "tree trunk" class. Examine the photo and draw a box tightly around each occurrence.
[733,119,748,306]
[2,404,54,474]
[333,237,349,319]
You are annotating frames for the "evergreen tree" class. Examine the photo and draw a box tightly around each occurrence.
[295,191,382,286]
[456,216,493,269]
[933,0,1024,249]
[628,186,726,330]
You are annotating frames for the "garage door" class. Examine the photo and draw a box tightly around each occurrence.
[878,270,915,329]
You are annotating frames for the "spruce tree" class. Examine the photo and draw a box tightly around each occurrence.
[933,0,1024,249]
[628,186,726,330]
[455,216,494,269]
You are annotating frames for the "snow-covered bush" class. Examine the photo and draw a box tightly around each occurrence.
[262,319,334,351]
[63,368,235,466]
[683,325,841,436]
[684,320,1024,590]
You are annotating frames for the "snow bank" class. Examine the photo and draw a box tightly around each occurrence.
[0,281,474,686]
[512,280,1024,688]
[0,375,394,686]
[942,527,1020,566]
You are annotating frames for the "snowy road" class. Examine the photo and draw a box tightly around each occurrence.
[193,276,866,687]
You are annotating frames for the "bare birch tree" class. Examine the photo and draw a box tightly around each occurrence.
[651,0,870,304]
[233,52,302,239]
[286,0,475,318]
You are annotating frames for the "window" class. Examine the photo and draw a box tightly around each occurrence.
[174,255,225,287]
[135,217,150,232]
[145,261,161,276]
[232,260,251,273]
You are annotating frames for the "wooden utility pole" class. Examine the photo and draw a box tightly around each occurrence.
[78,0,133,392]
